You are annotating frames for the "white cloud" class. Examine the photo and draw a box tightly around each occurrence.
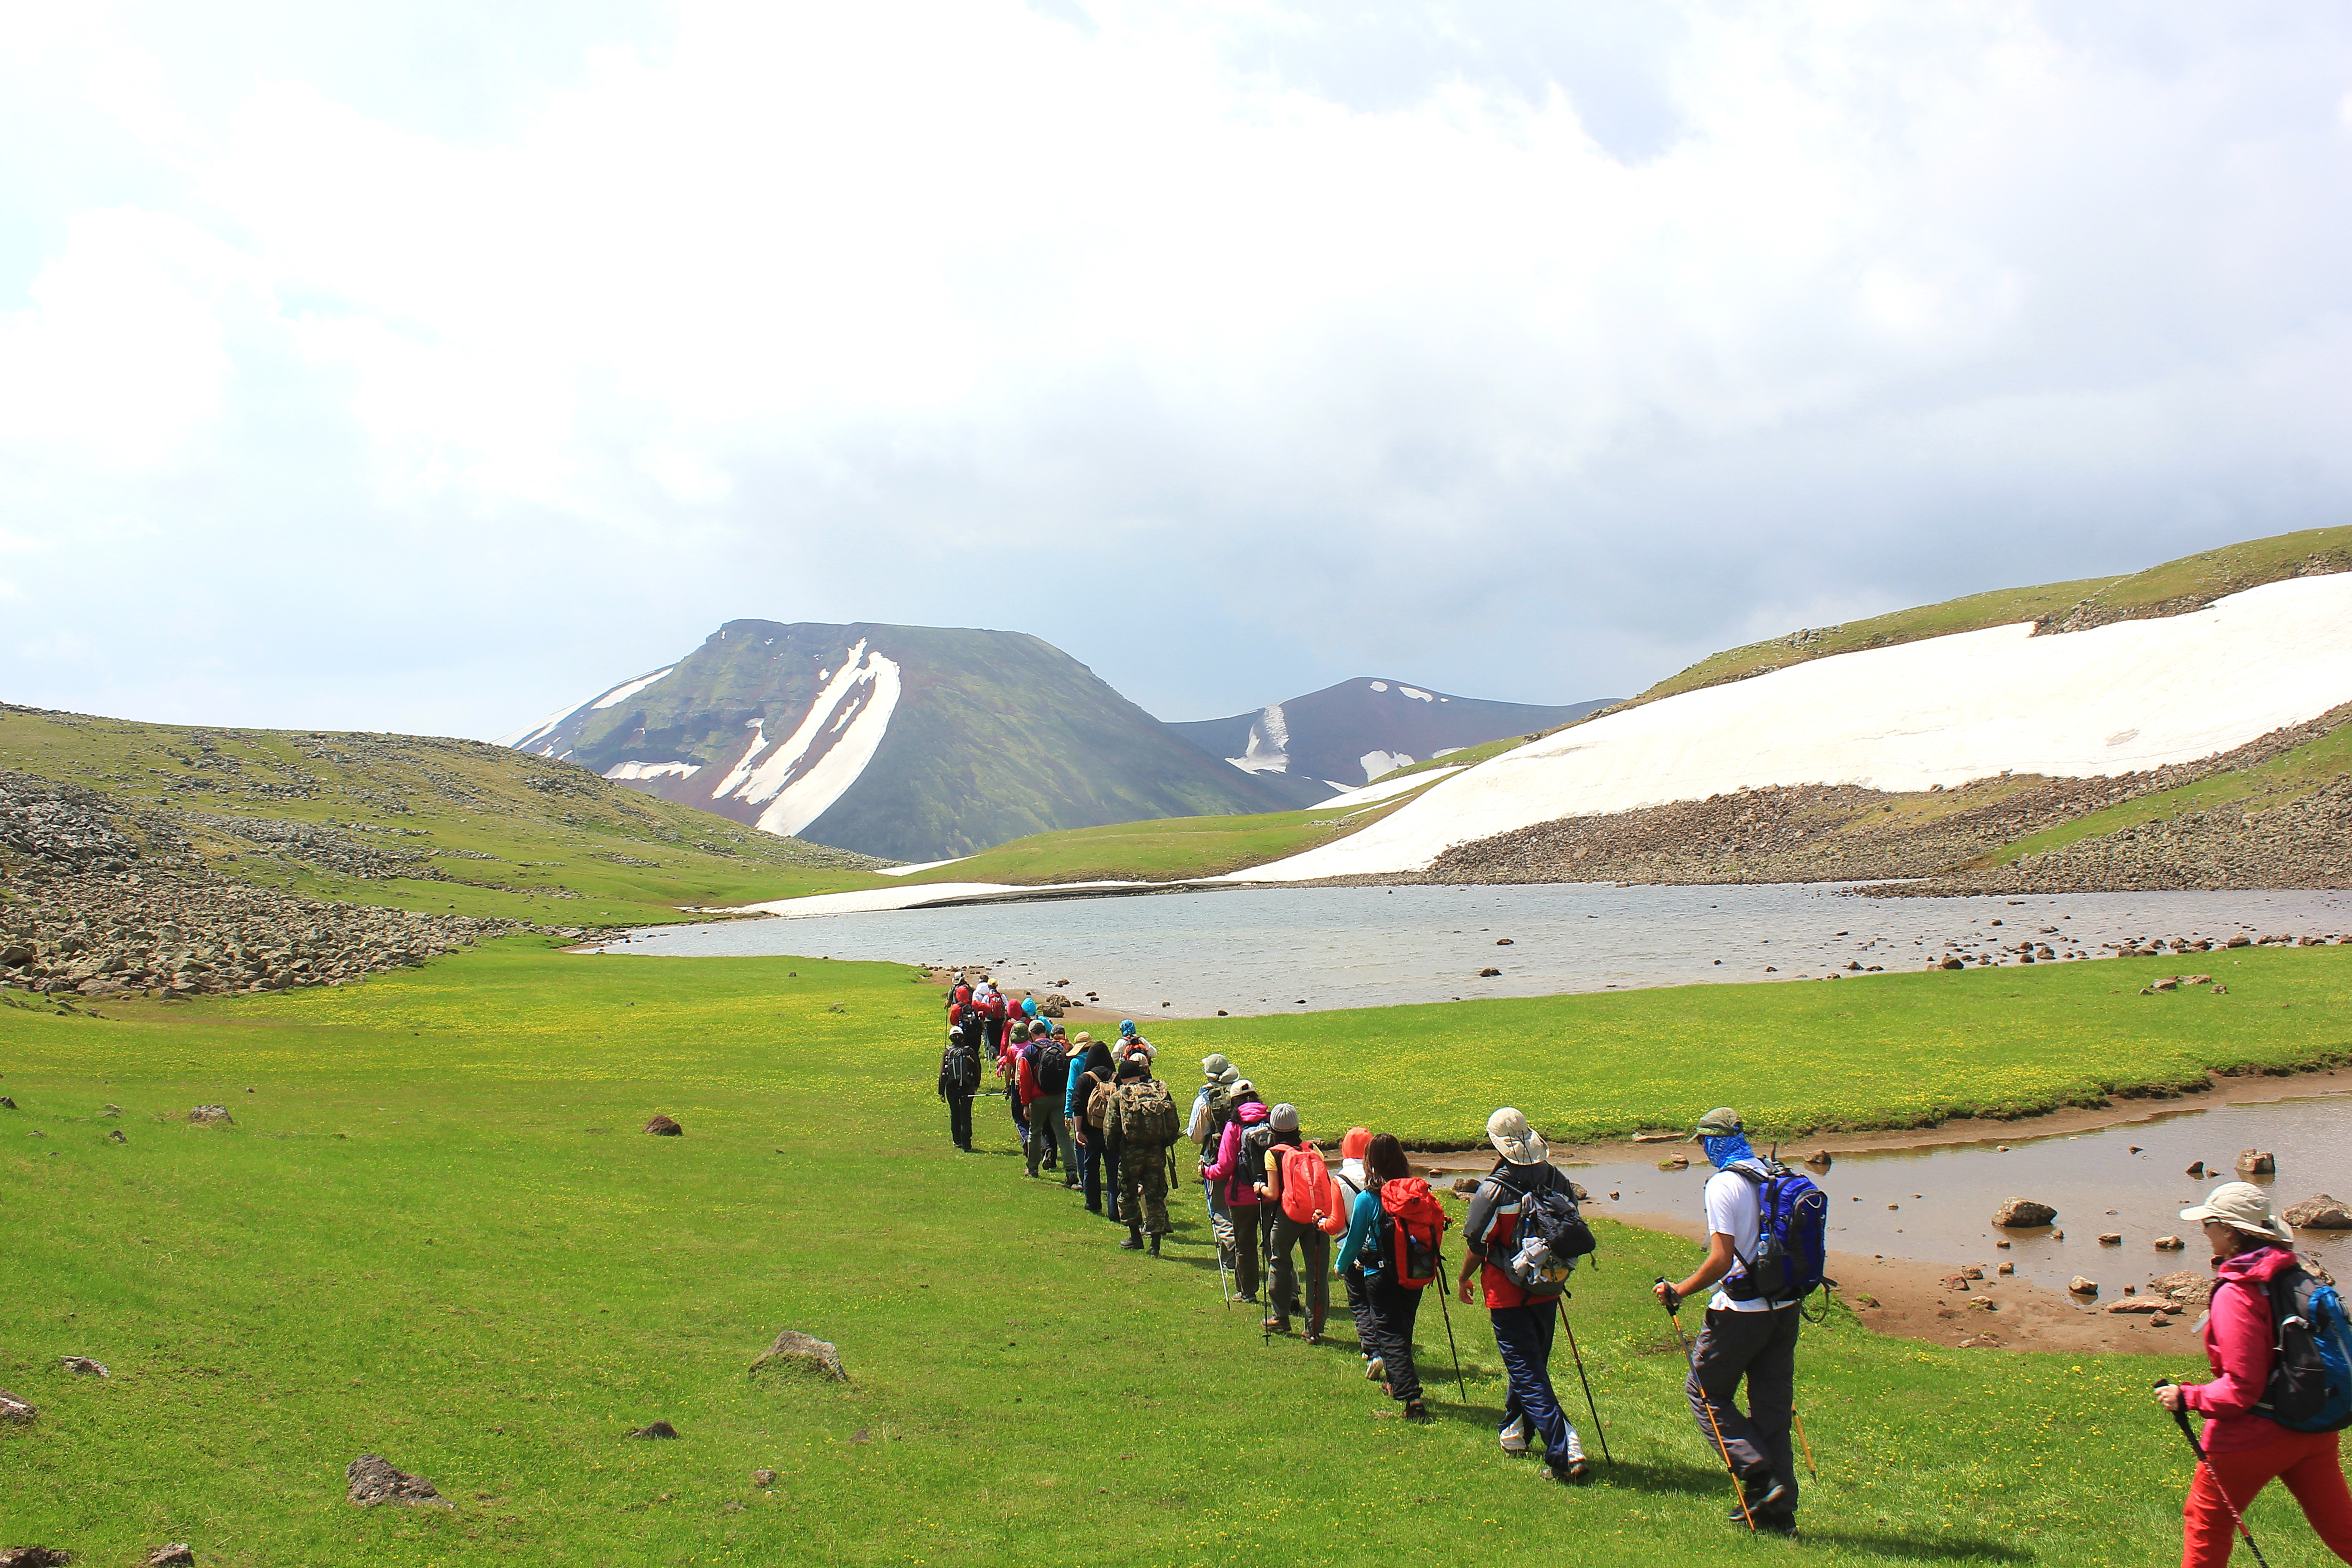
[1,0,2350,735]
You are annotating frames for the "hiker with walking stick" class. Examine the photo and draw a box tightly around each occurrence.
[1651,1107,1816,1535]
[2153,1181,2352,1568]
[1335,1133,1444,1421]
[1457,1108,1593,1484]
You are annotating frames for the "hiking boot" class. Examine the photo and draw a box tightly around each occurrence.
[1499,1416,1531,1454]
[1402,1400,1432,1422]
[1121,1226,1145,1250]
[1547,1457,1593,1485]
[1147,1234,1161,1257]
[1261,1315,1289,1335]
[1364,1357,1386,1382]
[1730,1505,1796,1534]
[1742,1474,1793,1516]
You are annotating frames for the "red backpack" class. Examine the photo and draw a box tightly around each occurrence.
[1278,1145,1338,1226]
[1377,1177,1448,1289]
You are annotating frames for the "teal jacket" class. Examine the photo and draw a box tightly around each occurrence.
[1334,1186,1382,1276]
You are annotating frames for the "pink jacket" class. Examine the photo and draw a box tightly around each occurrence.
[2183,1244,2300,1453]
[1202,1101,1268,1207]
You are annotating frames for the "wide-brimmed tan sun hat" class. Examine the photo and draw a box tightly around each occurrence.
[1686,1107,1743,1142]
[1488,1107,1547,1166]
[2181,1181,2294,1245]
[1201,1052,1235,1081]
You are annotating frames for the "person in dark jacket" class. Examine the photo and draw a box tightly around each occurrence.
[2156,1181,2352,1568]
[1336,1133,1429,1420]
[1071,1042,1118,1217]
[1461,1107,1590,1484]
[935,1025,978,1152]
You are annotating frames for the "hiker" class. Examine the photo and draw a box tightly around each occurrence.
[1021,1021,1062,1177]
[1105,1054,1183,1254]
[2154,1181,2352,1567]
[995,1020,1029,1148]
[979,985,1008,1061]
[1202,1081,1269,1302]
[1337,1132,1441,1420]
[1081,1040,1126,1224]
[1332,1127,1382,1377]
[1118,1019,1156,1064]
[1260,1105,1336,1340]
[1189,1056,1243,1278]
[950,975,973,1020]
[1051,1030,1092,1191]
[1651,1107,1802,1529]
[935,1024,979,1152]
[1460,1108,1591,1484]
[1071,1041,1118,1215]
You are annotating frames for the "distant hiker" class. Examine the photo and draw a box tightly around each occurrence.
[950,977,973,1019]
[1461,1108,1591,1484]
[1259,1105,1336,1340]
[1332,1127,1381,1377]
[2155,1181,2352,1567]
[935,1025,979,1152]
[1105,1055,1183,1254]
[1019,1021,1058,1177]
[1072,1041,1118,1215]
[1118,1019,1156,1064]
[1652,1107,1809,1530]
[1047,1032,1087,1191]
[1202,1083,1269,1303]
[1337,1132,1441,1420]
[995,1023,1029,1147]
[1189,1056,1243,1278]
[980,986,1008,1061]
[1021,993,1039,1022]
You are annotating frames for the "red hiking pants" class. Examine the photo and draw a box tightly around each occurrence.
[2182,1427,2352,1567]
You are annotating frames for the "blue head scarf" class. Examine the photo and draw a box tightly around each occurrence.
[1703,1132,1757,1170]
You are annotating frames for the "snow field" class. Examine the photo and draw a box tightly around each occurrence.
[1231,574,2352,883]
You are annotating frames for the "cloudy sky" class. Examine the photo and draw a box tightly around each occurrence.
[4,1,2350,738]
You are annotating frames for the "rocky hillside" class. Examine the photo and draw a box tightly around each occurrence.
[0,702,891,1000]
[1167,678,1616,808]
[500,622,1293,861]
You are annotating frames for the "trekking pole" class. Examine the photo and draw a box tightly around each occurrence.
[1793,1407,1817,1479]
[1659,1279,1754,1533]
[1558,1296,1612,1464]
[1434,1253,1469,1402]
[2155,1381,2270,1568]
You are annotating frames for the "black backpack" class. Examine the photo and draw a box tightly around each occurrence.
[942,1040,980,1096]
[1036,1043,1070,1096]
[1237,1122,1279,1189]
[1489,1164,1597,1296]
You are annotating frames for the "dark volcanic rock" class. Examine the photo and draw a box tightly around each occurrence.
[643,1114,683,1137]
[628,1421,679,1439]
[346,1454,448,1508]
[0,1547,75,1567]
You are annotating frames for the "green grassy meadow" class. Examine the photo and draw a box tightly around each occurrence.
[7,942,2342,1564]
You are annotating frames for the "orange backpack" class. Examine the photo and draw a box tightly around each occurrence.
[1278,1145,1338,1226]
[1377,1177,1449,1289]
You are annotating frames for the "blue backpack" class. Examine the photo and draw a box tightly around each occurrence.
[2252,1266,2352,1433]
[1722,1159,1829,1308]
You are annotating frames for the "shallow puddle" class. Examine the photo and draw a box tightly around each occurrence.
[1569,1091,2352,1300]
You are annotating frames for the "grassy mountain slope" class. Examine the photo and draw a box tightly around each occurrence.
[1632,525,2352,709]
[522,621,1292,862]
[0,704,888,927]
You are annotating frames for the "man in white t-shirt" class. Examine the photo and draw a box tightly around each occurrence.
[1651,1106,1802,1533]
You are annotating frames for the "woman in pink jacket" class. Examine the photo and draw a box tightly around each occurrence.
[2155,1181,2352,1567]
[1200,1087,1269,1305]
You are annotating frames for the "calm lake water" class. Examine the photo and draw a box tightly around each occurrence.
[1570,1091,2352,1299]
[607,882,2352,1019]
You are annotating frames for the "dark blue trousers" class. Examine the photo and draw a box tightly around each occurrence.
[1490,1298,1581,1462]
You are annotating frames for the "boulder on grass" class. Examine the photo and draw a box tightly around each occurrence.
[750,1329,846,1383]
[643,1115,682,1137]
[2285,1194,2352,1230]
[0,1548,75,1567]
[628,1421,679,1440]
[186,1106,232,1125]
[1993,1198,2057,1228]
[0,1389,34,1425]
[346,1454,449,1508]
[146,1548,196,1568]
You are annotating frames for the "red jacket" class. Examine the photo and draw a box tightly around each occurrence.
[1015,1044,1044,1106]
[2184,1244,2301,1453]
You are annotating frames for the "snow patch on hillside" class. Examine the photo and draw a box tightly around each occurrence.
[497,701,579,750]
[1399,686,1434,702]
[1315,766,1465,812]
[591,666,676,710]
[1227,703,1292,774]
[1236,574,2352,883]
[1359,749,1413,781]
[711,640,905,838]
[605,760,702,781]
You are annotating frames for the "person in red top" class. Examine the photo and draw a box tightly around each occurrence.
[2156,1181,2352,1568]
[1017,1022,1054,1177]
[979,988,1008,1062]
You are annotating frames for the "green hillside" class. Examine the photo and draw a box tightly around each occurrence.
[0,704,889,927]
[4,938,2327,1563]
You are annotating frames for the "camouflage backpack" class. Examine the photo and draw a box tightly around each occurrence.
[1114,1080,1182,1148]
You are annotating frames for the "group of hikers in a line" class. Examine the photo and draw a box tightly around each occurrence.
[933,977,2352,1558]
